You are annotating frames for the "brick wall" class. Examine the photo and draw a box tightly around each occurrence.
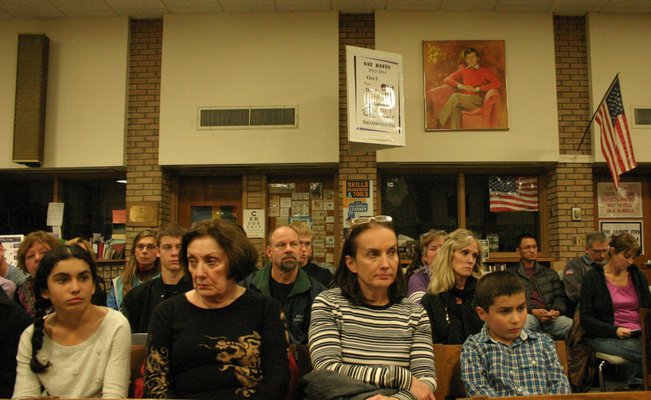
[547,16,595,259]
[338,14,378,237]
[125,19,171,254]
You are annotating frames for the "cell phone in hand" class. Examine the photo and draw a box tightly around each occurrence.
[629,329,641,338]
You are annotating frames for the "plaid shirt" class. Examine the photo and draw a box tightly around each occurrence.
[460,325,571,397]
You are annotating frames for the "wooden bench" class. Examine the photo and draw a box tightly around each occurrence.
[470,391,649,400]
[434,341,569,400]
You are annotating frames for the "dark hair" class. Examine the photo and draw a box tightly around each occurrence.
[335,220,406,305]
[515,232,536,249]
[464,47,480,58]
[31,245,99,373]
[157,223,187,245]
[609,233,641,257]
[476,270,525,311]
[586,231,608,248]
[180,219,257,282]
[405,229,448,281]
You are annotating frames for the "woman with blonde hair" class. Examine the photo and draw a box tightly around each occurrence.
[421,229,484,344]
[405,229,447,303]
[107,230,159,310]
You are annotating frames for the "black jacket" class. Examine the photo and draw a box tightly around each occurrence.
[580,264,651,338]
[0,290,32,397]
[508,261,568,315]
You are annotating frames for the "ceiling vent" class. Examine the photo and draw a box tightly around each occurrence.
[198,106,297,129]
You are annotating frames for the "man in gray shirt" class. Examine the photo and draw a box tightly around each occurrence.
[562,231,609,316]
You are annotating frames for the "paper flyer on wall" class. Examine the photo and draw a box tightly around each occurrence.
[343,180,374,229]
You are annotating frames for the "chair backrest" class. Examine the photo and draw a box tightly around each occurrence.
[555,340,569,374]
[640,307,651,390]
[131,345,146,381]
[433,343,465,400]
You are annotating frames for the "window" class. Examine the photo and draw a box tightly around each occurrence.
[381,171,542,254]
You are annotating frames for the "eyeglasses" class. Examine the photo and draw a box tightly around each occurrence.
[136,244,157,251]
[519,245,538,251]
[350,215,393,227]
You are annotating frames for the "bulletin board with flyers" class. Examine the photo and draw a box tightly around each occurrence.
[267,177,337,266]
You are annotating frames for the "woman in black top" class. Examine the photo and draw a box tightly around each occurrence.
[143,219,289,399]
[421,229,484,344]
[580,233,650,389]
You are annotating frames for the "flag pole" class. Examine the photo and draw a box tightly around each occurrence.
[575,73,620,154]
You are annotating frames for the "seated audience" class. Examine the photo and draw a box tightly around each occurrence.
[66,237,108,306]
[1,275,16,298]
[0,290,32,398]
[1,241,28,287]
[289,221,334,288]
[13,245,131,398]
[461,270,571,397]
[305,216,436,400]
[107,230,160,310]
[580,232,650,390]
[143,219,288,399]
[563,231,609,316]
[14,231,60,317]
[406,229,447,303]
[122,223,192,332]
[240,225,325,345]
[421,229,484,344]
[507,233,572,339]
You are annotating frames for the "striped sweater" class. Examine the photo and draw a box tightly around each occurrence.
[308,288,437,400]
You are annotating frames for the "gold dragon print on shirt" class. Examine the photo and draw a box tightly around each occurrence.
[144,346,170,398]
[200,331,263,397]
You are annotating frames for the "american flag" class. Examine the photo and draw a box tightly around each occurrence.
[489,176,539,212]
[594,76,636,189]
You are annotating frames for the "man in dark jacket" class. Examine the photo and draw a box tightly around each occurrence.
[508,233,572,339]
[0,290,31,397]
[240,225,326,344]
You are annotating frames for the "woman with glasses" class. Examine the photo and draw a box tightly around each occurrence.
[421,229,484,344]
[305,216,436,400]
[107,230,160,310]
[405,229,448,303]
[580,233,651,390]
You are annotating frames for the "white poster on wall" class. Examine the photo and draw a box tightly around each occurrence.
[346,46,405,147]
[0,235,24,266]
[597,182,642,218]
[243,209,265,239]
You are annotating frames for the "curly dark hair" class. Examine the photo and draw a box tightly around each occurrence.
[30,245,99,373]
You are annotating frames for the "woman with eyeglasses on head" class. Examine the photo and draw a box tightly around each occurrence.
[420,229,484,344]
[107,230,160,310]
[12,245,131,398]
[405,229,448,304]
[305,216,436,400]
[580,233,651,390]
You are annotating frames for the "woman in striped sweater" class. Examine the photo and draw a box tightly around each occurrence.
[306,216,436,400]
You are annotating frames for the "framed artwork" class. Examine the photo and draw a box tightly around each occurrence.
[423,40,509,131]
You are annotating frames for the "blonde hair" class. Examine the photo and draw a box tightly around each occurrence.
[288,221,313,238]
[120,230,159,295]
[65,237,97,261]
[427,228,484,296]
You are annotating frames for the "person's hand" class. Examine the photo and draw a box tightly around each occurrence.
[365,396,397,400]
[409,377,436,400]
[616,327,632,339]
[531,308,551,322]
[548,309,560,321]
[458,84,476,92]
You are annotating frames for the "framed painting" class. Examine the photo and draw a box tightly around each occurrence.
[423,40,509,131]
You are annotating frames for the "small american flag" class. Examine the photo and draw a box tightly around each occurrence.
[489,176,539,212]
[594,76,636,189]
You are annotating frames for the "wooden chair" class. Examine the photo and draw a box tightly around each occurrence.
[554,340,569,375]
[433,343,464,400]
[641,307,651,390]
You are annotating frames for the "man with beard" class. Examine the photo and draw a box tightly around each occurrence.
[240,225,325,344]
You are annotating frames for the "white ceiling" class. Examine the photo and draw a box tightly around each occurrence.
[0,0,650,20]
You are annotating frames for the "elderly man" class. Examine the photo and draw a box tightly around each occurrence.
[563,231,609,316]
[240,225,325,344]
